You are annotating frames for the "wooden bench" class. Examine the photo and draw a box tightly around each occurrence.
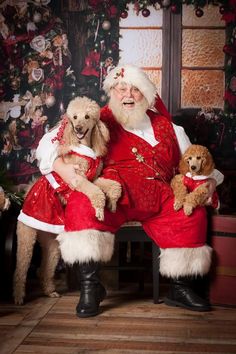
[104,222,160,304]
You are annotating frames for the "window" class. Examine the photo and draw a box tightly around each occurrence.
[119,4,225,115]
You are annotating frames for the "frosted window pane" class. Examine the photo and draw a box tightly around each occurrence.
[181,70,224,109]
[182,29,225,67]
[182,4,224,27]
[119,29,162,67]
[120,4,162,27]
[144,69,162,95]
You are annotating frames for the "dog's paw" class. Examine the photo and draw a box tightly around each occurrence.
[183,203,193,216]
[48,291,60,298]
[95,207,104,221]
[107,199,118,213]
[14,296,24,305]
[105,185,122,213]
[173,200,183,211]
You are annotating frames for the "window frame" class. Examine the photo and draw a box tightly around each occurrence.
[162,7,226,116]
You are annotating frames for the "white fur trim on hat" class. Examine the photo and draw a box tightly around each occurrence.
[103,65,157,106]
[159,245,212,278]
[56,229,115,265]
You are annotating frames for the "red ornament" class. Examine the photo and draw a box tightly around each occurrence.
[120,10,128,19]
[170,4,178,13]
[195,8,204,17]
[142,8,150,17]
[108,5,118,18]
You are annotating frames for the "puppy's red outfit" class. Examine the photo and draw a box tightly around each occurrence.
[18,148,102,234]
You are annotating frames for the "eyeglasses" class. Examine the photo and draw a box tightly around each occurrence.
[112,85,141,97]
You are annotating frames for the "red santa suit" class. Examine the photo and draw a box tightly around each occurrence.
[36,66,223,277]
[18,145,102,234]
[64,106,207,249]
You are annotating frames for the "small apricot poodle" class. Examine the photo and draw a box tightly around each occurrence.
[171,144,218,216]
[14,96,122,305]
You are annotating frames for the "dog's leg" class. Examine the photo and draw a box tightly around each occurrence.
[170,174,188,211]
[13,222,37,305]
[183,183,209,216]
[75,175,106,221]
[37,231,61,298]
[94,177,122,212]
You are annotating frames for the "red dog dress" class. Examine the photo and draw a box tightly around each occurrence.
[18,145,102,234]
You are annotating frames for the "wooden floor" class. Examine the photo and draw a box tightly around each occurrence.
[0,285,236,354]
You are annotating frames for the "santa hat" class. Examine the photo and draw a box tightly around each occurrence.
[103,64,172,120]
[103,64,157,107]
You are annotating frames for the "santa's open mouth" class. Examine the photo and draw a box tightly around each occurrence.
[123,101,135,108]
[75,128,89,140]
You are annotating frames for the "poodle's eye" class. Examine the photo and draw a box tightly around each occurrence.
[73,115,77,120]
[196,156,201,160]
[85,114,90,120]
[188,157,192,161]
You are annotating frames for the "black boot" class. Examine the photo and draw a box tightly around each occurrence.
[76,261,106,318]
[164,277,211,312]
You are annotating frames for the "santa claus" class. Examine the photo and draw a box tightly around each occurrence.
[36,65,223,317]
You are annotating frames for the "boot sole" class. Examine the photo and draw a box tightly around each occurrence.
[76,310,100,318]
[164,297,211,312]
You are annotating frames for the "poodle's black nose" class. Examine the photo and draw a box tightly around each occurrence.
[191,166,196,170]
[75,127,83,134]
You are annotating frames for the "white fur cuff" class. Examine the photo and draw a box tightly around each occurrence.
[56,230,115,265]
[159,245,212,278]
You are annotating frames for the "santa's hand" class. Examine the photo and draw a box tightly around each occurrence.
[204,178,217,205]
[53,157,79,189]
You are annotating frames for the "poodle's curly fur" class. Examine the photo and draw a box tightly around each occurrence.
[13,96,122,305]
[171,144,215,216]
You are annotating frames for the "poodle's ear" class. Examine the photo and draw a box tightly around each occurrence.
[91,120,110,156]
[178,154,190,175]
[201,149,215,175]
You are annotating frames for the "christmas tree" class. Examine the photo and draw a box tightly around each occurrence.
[0,0,79,187]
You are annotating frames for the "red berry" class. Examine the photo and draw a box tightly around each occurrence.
[219,5,225,15]
[195,8,204,17]
[142,8,150,17]
[120,10,128,19]
[170,4,178,13]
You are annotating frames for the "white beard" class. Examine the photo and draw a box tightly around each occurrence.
[108,94,149,130]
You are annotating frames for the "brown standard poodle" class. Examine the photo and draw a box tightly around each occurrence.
[13,96,122,305]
